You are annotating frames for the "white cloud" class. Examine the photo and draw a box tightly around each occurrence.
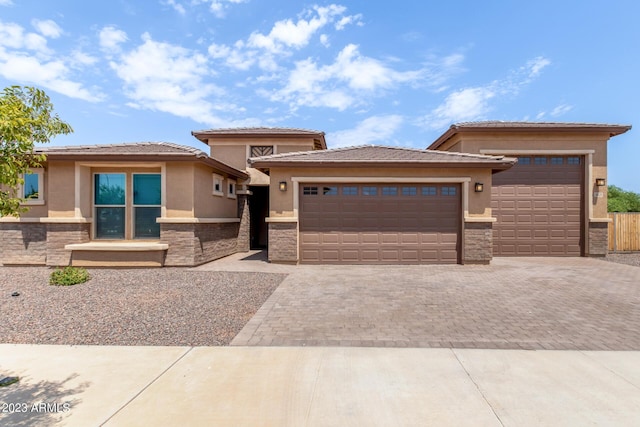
[247,4,347,53]
[32,19,63,38]
[0,20,102,102]
[335,14,363,31]
[161,0,186,15]
[537,103,573,120]
[266,44,425,111]
[421,56,551,129]
[0,0,13,5]
[110,33,244,126]
[189,0,248,18]
[328,115,404,148]
[99,26,128,53]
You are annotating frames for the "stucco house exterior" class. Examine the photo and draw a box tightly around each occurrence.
[0,122,630,267]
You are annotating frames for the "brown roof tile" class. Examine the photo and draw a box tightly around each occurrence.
[38,142,247,179]
[249,145,515,170]
[428,121,632,150]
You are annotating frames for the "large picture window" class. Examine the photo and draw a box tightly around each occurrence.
[94,173,126,239]
[94,172,162,240]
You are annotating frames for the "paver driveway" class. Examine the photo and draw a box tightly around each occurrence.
[230,257,640,350]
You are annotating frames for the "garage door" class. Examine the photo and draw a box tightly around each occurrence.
[299,184,461,264]
[492,155,583,256]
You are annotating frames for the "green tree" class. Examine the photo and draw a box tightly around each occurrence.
[608,185,640,212]
[0,86,72,216]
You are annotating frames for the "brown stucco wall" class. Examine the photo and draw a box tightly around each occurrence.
[47,161,76,217]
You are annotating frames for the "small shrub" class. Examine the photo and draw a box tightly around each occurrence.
[50,266,90,286]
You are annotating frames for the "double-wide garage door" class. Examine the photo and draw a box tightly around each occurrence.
[492,155,583,256]
[299,184,461,264]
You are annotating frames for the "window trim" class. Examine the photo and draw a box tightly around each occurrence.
[19,168,45,205]
[212,173,224,197]
[227,179,237,199]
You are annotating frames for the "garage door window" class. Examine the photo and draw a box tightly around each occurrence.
[518,157,531,165]
[442,186,457,196]
[382,186,398,196]
[322,186,337,195]
[567,157,581,165]
[550,157,564,165]
[362,186,378,196]
[303,186,318,195]
[402,186,417,196]
[422,186,437,196]
[342,186,357,195]
[534,157,547,165]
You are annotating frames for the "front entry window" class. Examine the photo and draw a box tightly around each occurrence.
[95,173,126,239]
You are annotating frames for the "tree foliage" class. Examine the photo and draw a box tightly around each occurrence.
[608,185,640,212]
[0,86,72,216]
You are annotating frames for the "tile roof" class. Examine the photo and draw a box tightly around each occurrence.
[38,142,247,178]
[249,145,515,168]
[39,141,207,156]
[192,127,325,136]
[428,121,632,149]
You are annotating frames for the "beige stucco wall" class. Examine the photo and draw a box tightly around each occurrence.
[193,163,237,218]
[207,136,319,172]
[268,166,496,218]
[449,130,611,219]
[47,161,76,217]
[165,163,194,218]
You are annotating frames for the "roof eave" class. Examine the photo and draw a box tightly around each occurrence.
[428,123,632,150]
[249,160,515,170]
[41,152,247,179]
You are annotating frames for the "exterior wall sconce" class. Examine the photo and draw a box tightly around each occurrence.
[595,178,606,187]
[474,182,484,192]
[279,181,287,191]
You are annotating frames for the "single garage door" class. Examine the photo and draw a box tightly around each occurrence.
[492,155,583,256]
[299,183,461,264]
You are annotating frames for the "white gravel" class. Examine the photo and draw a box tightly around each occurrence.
[0,267,285,346]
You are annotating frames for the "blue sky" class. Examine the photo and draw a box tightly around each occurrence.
[1,0,638,191]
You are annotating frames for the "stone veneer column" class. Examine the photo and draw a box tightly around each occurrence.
[161,223,196,266]
[236,193,250,252]
[588,221,608,257]
[46,222,91,266]
[268,221,298,264]
[463,221,493,264]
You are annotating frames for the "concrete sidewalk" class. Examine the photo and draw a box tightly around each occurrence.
[1,345,640,426]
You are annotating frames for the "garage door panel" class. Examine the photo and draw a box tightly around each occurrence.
[493,156,583,256]
[300,183,460,264]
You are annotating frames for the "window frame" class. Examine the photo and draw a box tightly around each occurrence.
[212,173,224,197]
[19,168,45,205]
[93,172,127,240]
[227,179,237,199]
[132,173,162,240]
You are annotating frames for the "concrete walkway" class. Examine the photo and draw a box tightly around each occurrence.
[1,344,640,426]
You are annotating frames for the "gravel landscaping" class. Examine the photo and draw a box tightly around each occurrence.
[0,267,286,346]
[603,252,640,268]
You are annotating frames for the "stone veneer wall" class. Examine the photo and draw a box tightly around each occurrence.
[237,194,250,252]
[0,223,47,265]
[463,221,493,264]
[46,223,91,266]
[588,222,608,257]
[268,222,298,263]
[161,222,239,266]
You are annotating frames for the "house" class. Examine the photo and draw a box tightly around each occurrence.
[0,122,630,267]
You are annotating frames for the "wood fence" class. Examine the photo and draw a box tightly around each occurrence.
[608,212,640,252]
